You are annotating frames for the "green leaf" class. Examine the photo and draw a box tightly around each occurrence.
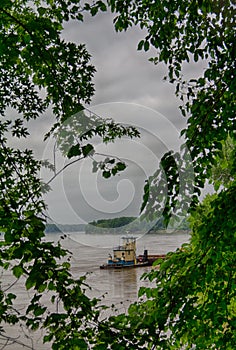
[38,7,47,16]
[111,167,118,175]
[93,344,108,350]
[116,162,126,171]
[6,293,16,305]
[144,40,150,51]
[4,231,14,243]
[98,2,107,12]
[138,40,144,50]
[102,170,111,178]
[43,334,54,343]
[67,144,81,158]
[72,338,88,349]
[82,144,94,157]
[12,265,24,278]
[34,306,46,317]
[38,283,47,293]
[48,281,55,291]
[25,277,36,290]
[91,6,99,16]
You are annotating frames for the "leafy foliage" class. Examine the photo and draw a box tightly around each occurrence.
[89,0,236,220]
[0,0,139,348]
[1,0,236,349]
[0,125,99,346]
[52,108,139,182]
[90,186,236,349]
[86,215,189,234]
[0,1,95,122]
[210,136,236,191]
[83,1,236,349]
[85,216,153,234]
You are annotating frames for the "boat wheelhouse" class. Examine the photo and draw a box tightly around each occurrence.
[107,236,137,267]
[100,236,166,269]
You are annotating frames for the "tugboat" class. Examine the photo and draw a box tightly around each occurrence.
[100,237,165,269]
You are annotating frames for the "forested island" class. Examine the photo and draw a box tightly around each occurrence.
[85,216,189,234]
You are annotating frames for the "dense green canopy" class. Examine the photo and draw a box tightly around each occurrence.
[0,0,235,349]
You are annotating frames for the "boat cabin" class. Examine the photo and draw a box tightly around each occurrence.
[108,237,137,266]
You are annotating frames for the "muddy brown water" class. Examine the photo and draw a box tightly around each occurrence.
[1,232,189,349]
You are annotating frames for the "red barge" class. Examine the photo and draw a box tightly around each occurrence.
[100,237,165,269]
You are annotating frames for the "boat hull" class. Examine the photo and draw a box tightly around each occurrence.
[100,261,149,269]
[100,255,165,269]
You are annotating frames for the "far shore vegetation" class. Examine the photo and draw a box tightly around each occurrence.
[85,216,190,234]
[45,216,190,234]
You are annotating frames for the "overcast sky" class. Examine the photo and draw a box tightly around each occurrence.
[33,10,206,227]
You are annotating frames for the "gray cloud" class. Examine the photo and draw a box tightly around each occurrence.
[37,11,205,224]
[63,12,181,122]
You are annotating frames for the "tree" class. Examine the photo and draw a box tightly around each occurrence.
[84,1,236,349]
[0,1,138,348]
[210,136,236,191]
[1,0,235,349]
[92,186,236,349]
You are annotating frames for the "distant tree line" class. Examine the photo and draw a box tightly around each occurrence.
[85,216,190,233]
[89,216,136,228]
[148,216,190,232]
[44,218,189,234]
[85,216,140,233]
[45,223,86,233]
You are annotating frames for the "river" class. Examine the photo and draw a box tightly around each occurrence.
[1,231,189,349]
